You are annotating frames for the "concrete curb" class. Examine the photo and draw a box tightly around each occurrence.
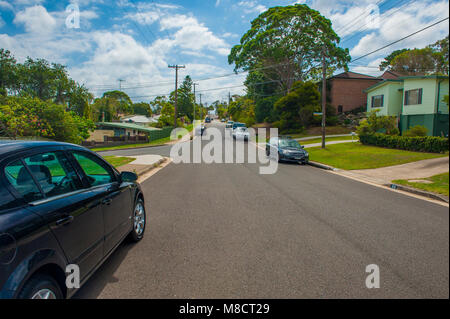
[135,157,168,177]
[308,161,339,171]
[387,183,449,203]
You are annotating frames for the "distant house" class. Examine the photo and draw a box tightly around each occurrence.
[365,75,449,137]
[87,122,162,143]
[326,71,383,114]
[120,115,154,126]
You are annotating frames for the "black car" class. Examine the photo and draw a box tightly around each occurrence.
[266,137,309,165]
[205,117,211,123]
[0,141,146,299]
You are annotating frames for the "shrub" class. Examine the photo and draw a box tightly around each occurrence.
[359,133,449,153]
[356,109,399,136]
[404,125,428,137]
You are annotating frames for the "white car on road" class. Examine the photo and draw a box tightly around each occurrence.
[233,127,250,141]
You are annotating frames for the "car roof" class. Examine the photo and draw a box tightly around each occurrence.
[0,140,83,160]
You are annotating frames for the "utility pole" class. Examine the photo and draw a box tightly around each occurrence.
[321,49,327,149]
[118,79,125,91]
[168,64,185,127]
[228,92,232,105]
[193,83,198,122]
[199,93,203,119]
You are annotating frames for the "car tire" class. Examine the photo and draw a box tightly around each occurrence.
[128,198,146,243]
[18,274,63,299]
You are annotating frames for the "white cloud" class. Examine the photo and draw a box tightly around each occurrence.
[159,14,230,56]
[0,1,14,11]
[13,5,56,34]
[237,1,267,15]
[350,0,449,60]
[125,11,159,25]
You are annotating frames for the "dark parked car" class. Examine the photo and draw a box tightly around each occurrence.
[266,137,309,165]
[0,141,146,299]
[205,117,211,123]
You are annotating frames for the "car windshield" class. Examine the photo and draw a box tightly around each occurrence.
[279,139,301,148]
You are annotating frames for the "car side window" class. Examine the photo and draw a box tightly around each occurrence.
[5,160,44,203]
[23,152,82,198]
[72,152,115,187]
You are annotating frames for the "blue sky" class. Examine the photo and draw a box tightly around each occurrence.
[0,0,448,104]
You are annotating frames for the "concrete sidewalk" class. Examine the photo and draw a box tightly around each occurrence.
[349,157,449,184]
[117,155,166,177]
[332,157,449,203]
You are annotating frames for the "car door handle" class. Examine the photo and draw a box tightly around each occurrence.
[56,216,74,226]
[102,198,113,206]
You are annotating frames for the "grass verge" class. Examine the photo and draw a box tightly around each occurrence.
[103,156,136,168]
[308,143,447,170]
[393,173,449,196]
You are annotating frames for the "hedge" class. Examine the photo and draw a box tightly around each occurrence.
[359,133,449,154]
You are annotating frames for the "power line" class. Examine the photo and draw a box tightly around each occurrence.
[351,16,449,62]
[340,0,417,45]
[336,0,388,36]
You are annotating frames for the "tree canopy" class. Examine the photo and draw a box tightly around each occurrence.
[228,4,350,92]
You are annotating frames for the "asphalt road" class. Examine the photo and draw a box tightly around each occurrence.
[75,122,449,299]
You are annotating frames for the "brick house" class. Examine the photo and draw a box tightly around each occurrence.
[326,72,383,114]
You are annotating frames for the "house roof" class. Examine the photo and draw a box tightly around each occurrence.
[364,79,404,93]
[121,115,153,123]
[96,122,161,133]
[331,71,380,80]
[379,70,407,79]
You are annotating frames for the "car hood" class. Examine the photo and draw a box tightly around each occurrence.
[280,147,307,153]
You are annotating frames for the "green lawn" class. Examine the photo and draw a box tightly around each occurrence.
[393,173,449,196]
[301,136,356,145]
[103,156,135,168]
[308,143,447,170]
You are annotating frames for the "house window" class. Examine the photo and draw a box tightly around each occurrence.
[338,105,343,113]
[405,89,423,105]
[371,95,384,108]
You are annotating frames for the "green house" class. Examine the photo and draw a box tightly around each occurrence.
[365,75,449,137]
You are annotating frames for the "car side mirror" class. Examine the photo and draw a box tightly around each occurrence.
[120,171,138,183]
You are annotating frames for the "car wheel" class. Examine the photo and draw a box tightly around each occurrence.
[18,274,63,299]
[129,198,146,242]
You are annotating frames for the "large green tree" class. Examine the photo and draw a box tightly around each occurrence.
[380,36,449,75]
[0,49,18,96]
[228,4,350,92]
[132,102,152,117]
[177,76,195,121]
[379,49,410,71]
[274,81,320,131]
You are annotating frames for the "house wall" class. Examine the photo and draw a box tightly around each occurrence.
[366,81,403,116]
[330,78,382,113]
[402,78,438,115]
[87,129,114,142]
